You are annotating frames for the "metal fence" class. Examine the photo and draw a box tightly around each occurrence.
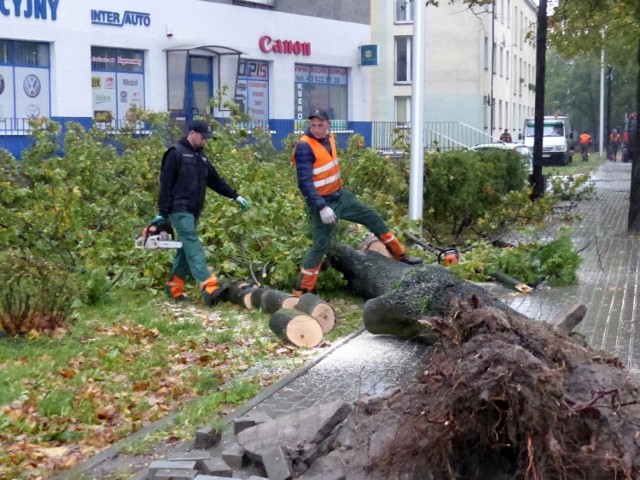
[0,117,500,158]
[370,121,497,154]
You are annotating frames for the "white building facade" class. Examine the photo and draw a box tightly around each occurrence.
[370,0,538,148]
[0,0,372,156]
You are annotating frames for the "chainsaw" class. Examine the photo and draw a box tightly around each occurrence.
[135,223,182,250]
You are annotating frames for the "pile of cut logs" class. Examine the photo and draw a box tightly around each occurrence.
[226,281,337,348]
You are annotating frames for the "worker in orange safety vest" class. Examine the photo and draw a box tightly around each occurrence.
[291,108,422,295]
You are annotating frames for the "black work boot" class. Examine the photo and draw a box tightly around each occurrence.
[202,284,229,306]
[397,254,423,265]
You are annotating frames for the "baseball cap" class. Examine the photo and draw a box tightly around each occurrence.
[189,120,213,139]
[308,108,330,121]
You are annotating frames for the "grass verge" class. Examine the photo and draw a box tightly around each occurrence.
[0,286,364,479]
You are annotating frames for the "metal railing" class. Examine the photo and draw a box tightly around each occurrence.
[0,118,34,135]
[370,121,496,153]
[1,117,500,157]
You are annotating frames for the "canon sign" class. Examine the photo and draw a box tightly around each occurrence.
[259,35,311,56]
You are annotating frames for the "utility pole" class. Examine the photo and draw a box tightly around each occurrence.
[408,0,425,220]
[530,0,548,200]
[606,66,613,158]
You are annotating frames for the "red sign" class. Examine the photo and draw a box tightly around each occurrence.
[259,35,311,56]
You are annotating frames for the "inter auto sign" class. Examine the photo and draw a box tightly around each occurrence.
[91,10,151,27]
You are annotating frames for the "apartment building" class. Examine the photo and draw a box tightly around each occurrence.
[371,0,538,147]
[0,0,371,157]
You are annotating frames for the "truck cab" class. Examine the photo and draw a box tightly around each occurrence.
[623,113,637,163]
[521,115,573,166]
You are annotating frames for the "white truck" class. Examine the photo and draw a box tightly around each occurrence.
[521,115,573,166]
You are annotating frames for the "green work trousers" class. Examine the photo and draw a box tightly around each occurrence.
[168,212,211,283]
[301,189,389,268]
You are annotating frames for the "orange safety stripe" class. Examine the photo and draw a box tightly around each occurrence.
[292,134,342,196]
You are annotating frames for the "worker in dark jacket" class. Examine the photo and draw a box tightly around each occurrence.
[292,108,421,296]
[152,120,249,305]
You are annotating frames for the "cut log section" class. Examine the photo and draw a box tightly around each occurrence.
[250,287,267,309]
[269,308,324,348]
[260,289,300,314]
[228,281,257,309]
[359,233,391,257]
[296,293,336,333]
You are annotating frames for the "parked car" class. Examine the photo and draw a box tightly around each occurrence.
[470,142,534,175]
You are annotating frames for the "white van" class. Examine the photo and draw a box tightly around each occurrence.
[521,116,573,166]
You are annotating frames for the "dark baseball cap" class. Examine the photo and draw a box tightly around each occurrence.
[308,108,330,121]
[189,120,213,139]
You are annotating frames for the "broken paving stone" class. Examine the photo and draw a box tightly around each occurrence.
[149,460,197,477]
[193,475,241,480]
[259,445,293,480]
[168,450,212,468]
[152,468,198,480]
[237,401,352,463]
[195,426,222,449]
[233,410,274,435]
[221,443,248,469]
[200,457,233,477]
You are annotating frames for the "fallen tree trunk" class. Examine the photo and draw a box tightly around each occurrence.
[328,243,532,339]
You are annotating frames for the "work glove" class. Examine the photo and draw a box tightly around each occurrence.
[150,215,167,226]
[319,206,337,225]
[236,196,249,213]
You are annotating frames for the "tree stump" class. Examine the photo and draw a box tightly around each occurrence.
[296,293,336,333]
[269,308,324,348]
[260,289,300,314]
[228,281,257,309]
[359,233,391,257]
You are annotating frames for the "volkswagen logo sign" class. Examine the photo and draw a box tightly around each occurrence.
[24,75,41,98]
[0,75,4,95]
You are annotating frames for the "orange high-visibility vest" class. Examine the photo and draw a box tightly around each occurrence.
[579,133,591,145]
[293,133,342,196]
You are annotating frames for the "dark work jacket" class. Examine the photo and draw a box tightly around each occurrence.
[158,137,238,218]
[293,128,342,212]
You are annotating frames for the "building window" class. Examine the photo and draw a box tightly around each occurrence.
[0,39,51,133]
[506,51,510,79]
[395,96,411,123]
[395,0,413,23]
[395,36,412,83]
[484,36,489,70]
[91,47,145,125]
[294,64,348,126]
[236,59,269,122]
[492,43,497,74]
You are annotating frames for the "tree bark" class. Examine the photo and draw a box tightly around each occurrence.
[329,243,531,340]
[228,281,257,309]
[628,37,640,231]
[261,289,300,314]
